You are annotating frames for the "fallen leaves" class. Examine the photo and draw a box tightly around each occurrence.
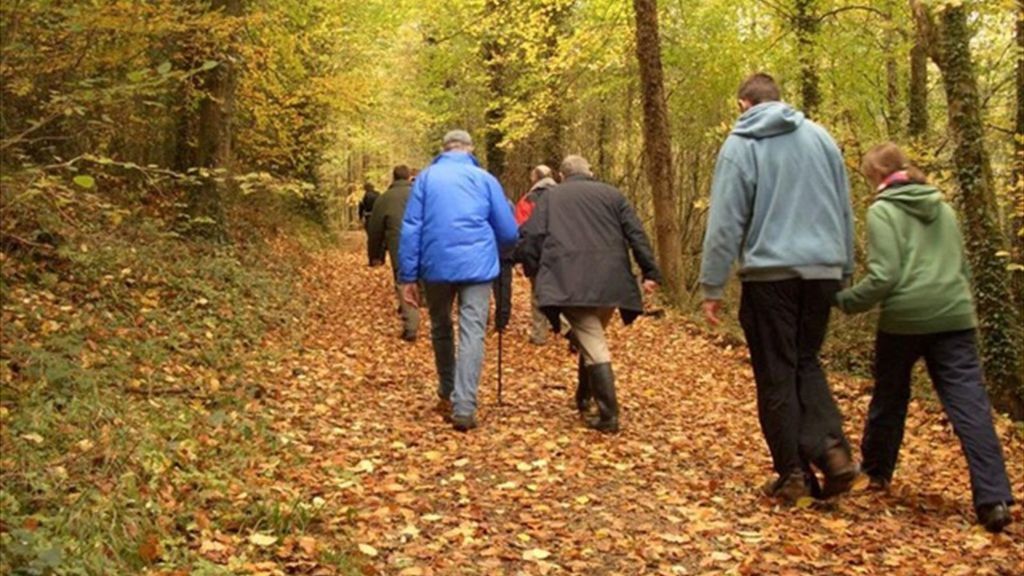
[203,234,1024,574]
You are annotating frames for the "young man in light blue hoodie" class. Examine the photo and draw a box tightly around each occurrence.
[700,74,857,503]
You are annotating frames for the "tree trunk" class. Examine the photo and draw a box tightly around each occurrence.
[538,1,572,170]
[794,0,821,118]
[908,10,929,138]
[632,0,682,299]
[597,103,611,179]
[1013,0,1023,261]
[883,1,903,137]
[177,0,242,240]
[483,0,506,182]
[932,3,1024,416]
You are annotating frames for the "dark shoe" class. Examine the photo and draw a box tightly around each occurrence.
[818,443,857,498]
[400,330,417,342]
[451,413,477,432]
[763,471,811,504]
[867,475,890,492]
[585,363,618,433]
[977,502,1011,533]
[435,398,453,423]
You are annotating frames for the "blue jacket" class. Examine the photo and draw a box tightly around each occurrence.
[700,102,854,299]
[398,151,518,284]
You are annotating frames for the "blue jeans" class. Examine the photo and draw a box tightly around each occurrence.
[862,329,1013,509]
[424,282,491,417]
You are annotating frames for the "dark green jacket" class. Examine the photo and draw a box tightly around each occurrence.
[835,183,976,334]
[367,179,413,271]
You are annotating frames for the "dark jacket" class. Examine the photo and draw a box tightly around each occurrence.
[516,174,662,328]
[359,189,380,222]
[367,179,413,270]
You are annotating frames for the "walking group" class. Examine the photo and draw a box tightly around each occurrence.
[363,73,1014,533]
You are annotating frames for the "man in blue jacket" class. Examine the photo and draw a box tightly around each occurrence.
[700,74,857,503]
[398,130,519,431]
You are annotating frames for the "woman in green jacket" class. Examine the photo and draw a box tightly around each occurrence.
[835,142,1012,533]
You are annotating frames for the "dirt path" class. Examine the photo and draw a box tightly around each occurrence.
[268,236,1023,575]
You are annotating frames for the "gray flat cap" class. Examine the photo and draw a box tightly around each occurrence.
[442,129,473,146]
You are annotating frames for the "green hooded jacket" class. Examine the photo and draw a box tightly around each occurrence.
[835,182,977,334]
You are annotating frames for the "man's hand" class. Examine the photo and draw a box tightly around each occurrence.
[703,299,722,326]
[402,283,420,308]
[642,279,658,295]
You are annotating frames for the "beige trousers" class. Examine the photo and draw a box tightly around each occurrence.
[562,307,615,366]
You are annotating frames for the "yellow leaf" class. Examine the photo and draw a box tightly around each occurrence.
[358,543,379,557]
[21,433,43,444]
[249,533,278,547]
[522,548,551,561]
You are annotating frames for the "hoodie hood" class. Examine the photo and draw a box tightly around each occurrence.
[529,176,558,193]
[732,102,805,139]
[876,183,943,222]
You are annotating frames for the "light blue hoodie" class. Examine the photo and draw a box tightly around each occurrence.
[700,102,854,299]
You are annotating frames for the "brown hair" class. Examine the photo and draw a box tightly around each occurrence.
[738,73,781,105]
[392,164,411,181]
[860,142,927,186]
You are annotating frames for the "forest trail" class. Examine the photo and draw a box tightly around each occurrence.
[267,234,1023,575]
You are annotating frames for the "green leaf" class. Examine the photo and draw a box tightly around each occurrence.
[157,61,173,75]
[38,546,63,568]
[73,175,95,189]
[199,60,219,72]
[127,70,147,83]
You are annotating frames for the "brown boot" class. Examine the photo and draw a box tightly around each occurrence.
[819,443,857,498]
[434,398,453,423]
[763,471,811,504]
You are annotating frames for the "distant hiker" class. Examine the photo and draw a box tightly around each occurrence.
[398,130,518,431]
[515,165,559,345]
[517,155,661,433]
[835,143,1014,533]
[367,165,419,342]
[699,73,857,503]
[358,182,380,228]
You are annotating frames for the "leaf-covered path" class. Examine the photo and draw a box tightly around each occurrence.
[270,236,1023,575]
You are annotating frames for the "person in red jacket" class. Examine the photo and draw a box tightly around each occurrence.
[514,165,558,344]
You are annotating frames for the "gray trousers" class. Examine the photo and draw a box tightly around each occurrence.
[424,282,491,417]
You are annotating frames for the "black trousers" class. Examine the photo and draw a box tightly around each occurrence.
[492,260,513,331]
[740,279,850,478]
[862,329,1013,509]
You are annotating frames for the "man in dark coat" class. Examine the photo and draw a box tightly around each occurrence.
[368,165,418,341]
[517,155,661,433]
[358,182,380,228]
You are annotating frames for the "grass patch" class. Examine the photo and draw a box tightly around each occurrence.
[0,174,359,574]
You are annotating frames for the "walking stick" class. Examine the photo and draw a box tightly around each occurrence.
[498,323,504,405]
[497,265,504,406]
